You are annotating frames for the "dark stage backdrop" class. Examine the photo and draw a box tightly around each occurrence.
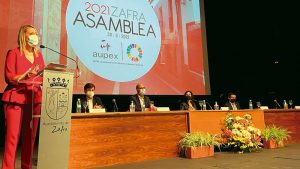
[204,0,300,97]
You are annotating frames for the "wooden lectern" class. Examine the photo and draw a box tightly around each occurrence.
[37,63,74,169]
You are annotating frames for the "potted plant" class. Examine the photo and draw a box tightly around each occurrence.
[262,125,290,149]
[179,132,221,158]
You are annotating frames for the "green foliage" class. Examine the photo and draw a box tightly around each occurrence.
[262,125,290,146]
[179,132,221,149]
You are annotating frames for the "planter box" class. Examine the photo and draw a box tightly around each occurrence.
[263,139,281,149]
[185,146,214,158]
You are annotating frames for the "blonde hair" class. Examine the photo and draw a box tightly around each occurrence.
[18,25,39,55]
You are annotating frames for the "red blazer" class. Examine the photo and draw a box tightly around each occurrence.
[2,47,45,104]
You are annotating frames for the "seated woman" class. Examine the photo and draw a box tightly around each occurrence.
[180,91,198,110]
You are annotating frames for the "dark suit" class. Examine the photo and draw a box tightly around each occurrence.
[180,101,198,110]
[224,101,241,110]
[81,96,104,113]
[130,94,151,111]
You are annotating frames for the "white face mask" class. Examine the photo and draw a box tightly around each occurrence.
[140,89,146,95]
[28,34,39,47]
[86,91,94,99]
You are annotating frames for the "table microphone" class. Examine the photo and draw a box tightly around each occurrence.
[274,100,281,108]
[40,45,81,78]
[112,99,118,112]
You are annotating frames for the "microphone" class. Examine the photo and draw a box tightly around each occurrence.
[112,99,118,112]
[40,45,81,78]
[219,93,223,99]
[274,100,281,109]
[206,102,213,110]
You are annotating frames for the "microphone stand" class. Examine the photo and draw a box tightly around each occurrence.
[274,100,281,109]
[40,45,81,78]
[206,102,213,110]
[112,99,118,112]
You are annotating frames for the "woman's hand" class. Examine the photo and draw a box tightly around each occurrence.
[93,103,102,109]
[27,64,39,77]
[15,65,40,82]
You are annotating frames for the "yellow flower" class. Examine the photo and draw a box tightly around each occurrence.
[248,126,255,132]
[235,116,243,121]
[233,123,242,129]
[241,145,247,149]
[233,136,239,141]
[242,130,251,139]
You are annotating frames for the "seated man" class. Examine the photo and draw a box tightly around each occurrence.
[129,83,151,111]
[223,92,241,110]
[81,83,104,113]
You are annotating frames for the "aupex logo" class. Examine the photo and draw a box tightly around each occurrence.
[66,0,161,82]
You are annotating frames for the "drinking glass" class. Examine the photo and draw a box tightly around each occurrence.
[150,101,155,111]
[288,100,293,109]
[82,101,88,113]
[129,104,135,112]
[256,101,261,109]
[198,100,204,110]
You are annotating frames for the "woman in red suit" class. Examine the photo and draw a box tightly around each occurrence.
[1,25,45,169]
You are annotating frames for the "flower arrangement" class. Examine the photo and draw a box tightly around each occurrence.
[221,113,262,153]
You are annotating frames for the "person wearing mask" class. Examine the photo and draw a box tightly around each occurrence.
[1,25,45,169]
[180,91,198,110]
[224,92,241,110]
[129,83,151,111]
[81,83,104,113]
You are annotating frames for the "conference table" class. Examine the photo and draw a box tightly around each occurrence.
[68,109,300,169]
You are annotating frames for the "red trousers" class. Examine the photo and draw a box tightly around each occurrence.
[1,103,41,169]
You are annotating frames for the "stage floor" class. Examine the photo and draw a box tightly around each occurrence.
[96,143,300,169]
[1,143,299,169]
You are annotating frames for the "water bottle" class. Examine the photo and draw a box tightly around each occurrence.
[283,100,288,109]
[202,100,207,110]
[129,101,135,112]
[249,100,253,110]
[76,98,81,113]
[214,101,219,110]
[141,104,146,112]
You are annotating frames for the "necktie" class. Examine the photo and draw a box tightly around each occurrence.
[139,97,145,108]
[231,103,237,110]
[188,101,195,110]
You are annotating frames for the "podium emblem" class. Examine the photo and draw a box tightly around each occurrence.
[45,88,69,120]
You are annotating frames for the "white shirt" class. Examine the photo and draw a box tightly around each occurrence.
[231,103,237,110]
[138,95,145,109]
[87,98,93,110]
